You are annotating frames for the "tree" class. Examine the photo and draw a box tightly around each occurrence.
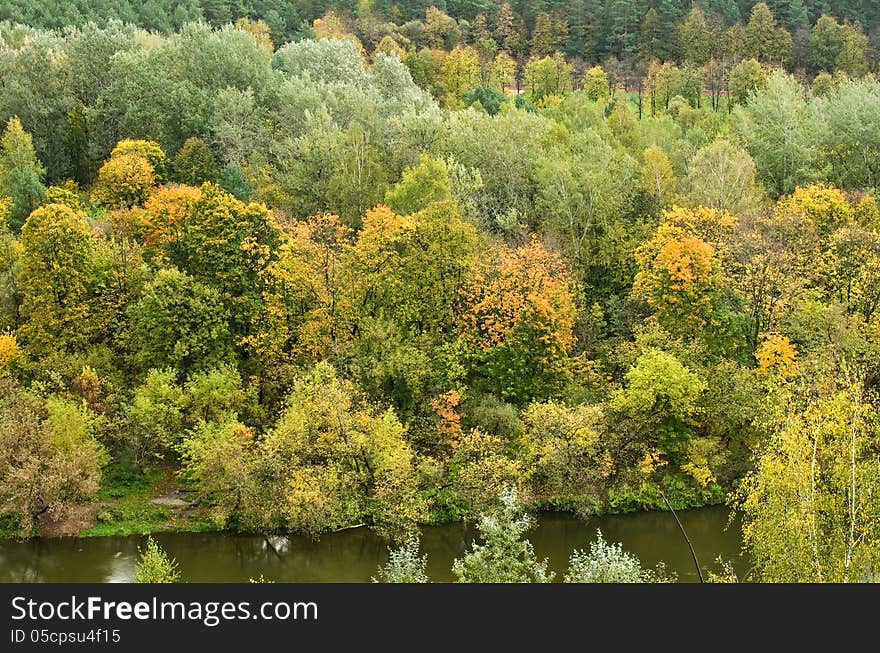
[633,210,731,341]
[835,24,869,77]
[687,139,760,215]
[611,348,707,463]
[127,268,234,376]
[815,79,880,189]
[254,362,425,538]
[384,154,451,215]
[776,183,852,237]
[446,430,523,515]
[0,220,23,332]
[439,46,480,106]
[167,183,284,339]
[677,7,714,66]
[809,15,845,73]
[462,237,576,404]
[372,540,430,582]
[530,13,557,58]
[0,117,46,231]
[733,72,823,197]
[452,488,554,583]
[640,145,676,208]
[525,53,574,102]
[234,17,273,54]
[489,51,516,91]
[739,382,880,582]
[0,380,107,536]
[109,139,168,180]
[495,3,524,56]
[126,368,186,463]
[135,537,180,583]
[91,152,156,209]
[583,65,610,101]
[638,9,663,64]
[520,401,609,513]
[18,203,94,354]
[339,201,477,341]
[173,137,219,186]
[743,2,792,65]
[564,530,671,582]
[727,59,768,106]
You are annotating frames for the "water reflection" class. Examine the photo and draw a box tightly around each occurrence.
[0,507,745,583]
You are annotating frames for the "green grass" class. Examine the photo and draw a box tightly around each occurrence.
[79,462,215,537]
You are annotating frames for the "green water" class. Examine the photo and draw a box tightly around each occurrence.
[0,507,746,583]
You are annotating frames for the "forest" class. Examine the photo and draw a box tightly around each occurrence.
[1,1,880,583]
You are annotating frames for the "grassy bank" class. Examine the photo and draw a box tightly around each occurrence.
[78,463,214,538]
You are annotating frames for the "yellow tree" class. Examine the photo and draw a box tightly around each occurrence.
[740,381,880,582]
[244,213,350,396]
[462,237,576,403]
[777,182,853,237]
[18,203,94,354]
[338,201,477,340]
[440,46,480,106]
[633,207,734,343]
[91,151,157,209]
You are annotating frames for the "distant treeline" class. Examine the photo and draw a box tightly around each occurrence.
[2,1,880,70]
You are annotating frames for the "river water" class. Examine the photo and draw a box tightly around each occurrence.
[0,506,746,583]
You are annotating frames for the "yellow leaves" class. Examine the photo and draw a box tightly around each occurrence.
[638,450,665,476]
[91,140,168,209]
[655,232,716,288]
[143,184,202,247]
[111,139,166,172]
[92,152,156,209]
[464,236,576,355]
[755,333,798,376]
[634,207,728,335]
[660,205,737,246]
[777,182,852,236]
[431,389,462,441]
[0,332,21,371]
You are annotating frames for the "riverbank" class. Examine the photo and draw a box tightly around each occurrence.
[0,461,730,542]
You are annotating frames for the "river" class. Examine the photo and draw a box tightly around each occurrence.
[0,506,746,583]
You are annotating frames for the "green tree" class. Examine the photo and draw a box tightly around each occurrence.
[372,540,430,582]
[530,13,557,58]
[135,537,180,583]
[18,203,94,354]
[173,137,219,186]
[677,7,714,66]
[384,154,451,215]
[727,59,768,106]
[611,348,707,462]
[809,15,845,73]
[743,2,792,65]
[452,488,554,583]
[127,268,234,376]
[733,72,823,197]
[836,24,869,77]
[255,362,426,538]
[687,139,759,215]
[525,53,574,102]
[0,117,46,231]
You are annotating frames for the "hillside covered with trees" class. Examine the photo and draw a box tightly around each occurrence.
[1,2,880,582]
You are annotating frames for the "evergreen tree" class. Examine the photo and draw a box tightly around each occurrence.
[0,118,46,232]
